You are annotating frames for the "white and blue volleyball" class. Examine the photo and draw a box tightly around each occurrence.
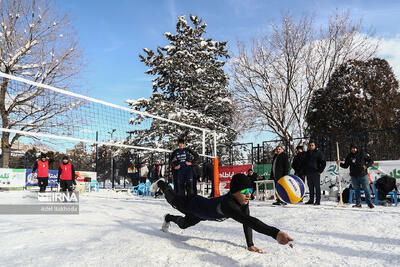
[276,175,305,204]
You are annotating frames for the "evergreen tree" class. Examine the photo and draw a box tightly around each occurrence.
[307,58,400,136]
[128,15,237,153]
[92,145,111,182]
[67,142,93,171]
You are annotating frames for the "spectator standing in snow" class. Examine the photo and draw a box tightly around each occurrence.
[139,162,149,183]
[292,145,306,183]
[159,160,167,179]
[303,141,326,205]
[247,169,259,200]
[337,144,374,208]
[169,138,199,197]
[270,145,290,205]
[148,161,160,183]
[127,163,139,186]
[202,160,215,198]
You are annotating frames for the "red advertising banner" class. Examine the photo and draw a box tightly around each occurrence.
[219,164,252,191]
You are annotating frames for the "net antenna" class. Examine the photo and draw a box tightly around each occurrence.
[0,72,216,157]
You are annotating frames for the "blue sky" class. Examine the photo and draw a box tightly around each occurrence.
[57,0,400,144]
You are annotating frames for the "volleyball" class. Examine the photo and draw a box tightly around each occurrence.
[276,175,305,204]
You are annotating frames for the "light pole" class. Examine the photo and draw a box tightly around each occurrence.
[108,129,116,189]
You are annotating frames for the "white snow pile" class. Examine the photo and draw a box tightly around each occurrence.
[1,190,400,266]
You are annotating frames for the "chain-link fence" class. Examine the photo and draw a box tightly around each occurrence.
[217,128,400,165]
[2,128,399,189]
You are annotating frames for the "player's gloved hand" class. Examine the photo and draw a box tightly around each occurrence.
[276,231,294,245]
[185,161,192,166]
[174,165,180,170]
[248,246,265,254]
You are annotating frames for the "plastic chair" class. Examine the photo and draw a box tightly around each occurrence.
[373,180,398,206]
[132,183,145,196]
[349,189,365,204]
[144,182,152,196]
[89,181,99,192]
[132,182,152,197]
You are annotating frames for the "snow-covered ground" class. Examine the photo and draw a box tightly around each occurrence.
[1,190,400,267]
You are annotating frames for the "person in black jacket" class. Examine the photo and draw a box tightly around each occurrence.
[270,145,290,205]
[303,141,326,205]
[247,169,259,200]
[337,144,374,208]
[202,160,215,198]
[148,161,160,183]
[292,145,306,182]
[149,174,294,253]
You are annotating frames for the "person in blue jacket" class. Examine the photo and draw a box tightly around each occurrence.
[169,138,199,196]
[150,174,294,253]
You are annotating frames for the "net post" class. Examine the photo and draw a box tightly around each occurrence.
[213,156,220,197]
[336,142,344,206]
[213,131,217,158]
[202,130,206,156]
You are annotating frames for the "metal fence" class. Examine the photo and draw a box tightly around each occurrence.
[217,128,400,165]
[2,128,399,188]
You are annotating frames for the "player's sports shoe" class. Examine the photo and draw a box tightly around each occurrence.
[161,214,170,232]
[149,178,165,193]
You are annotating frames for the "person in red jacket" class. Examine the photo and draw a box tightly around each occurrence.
[57,156,76,192]
[32,153,51,192]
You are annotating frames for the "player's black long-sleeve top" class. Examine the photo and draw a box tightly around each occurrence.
[188,193,280,247]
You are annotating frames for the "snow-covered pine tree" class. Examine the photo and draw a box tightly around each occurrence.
[128,15,237,153]
[67,142,92,171]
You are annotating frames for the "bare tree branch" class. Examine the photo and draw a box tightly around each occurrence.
[0,0,83,167]
[230,10,378,152]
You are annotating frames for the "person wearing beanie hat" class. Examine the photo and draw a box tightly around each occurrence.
[337,144,374,208]
[57,156,76,192]
[149,173,294,253]
[169,138,199,197]
[32,152,52,192]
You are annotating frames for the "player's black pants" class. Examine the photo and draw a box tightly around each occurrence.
[307,173,321,203]
[38,177,48,192]
[158,181,202,229]
[60,180,74,192]
[273,178,285,203]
